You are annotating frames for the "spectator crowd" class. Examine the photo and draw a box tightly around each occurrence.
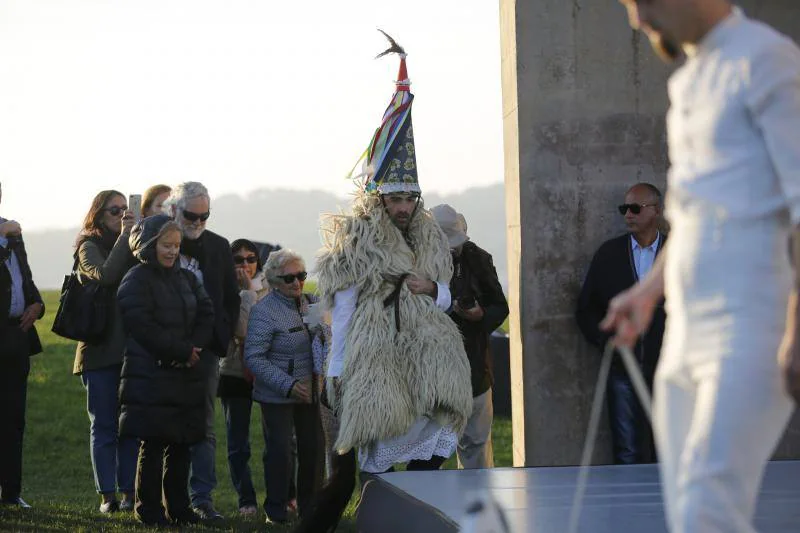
[0,179,524,529]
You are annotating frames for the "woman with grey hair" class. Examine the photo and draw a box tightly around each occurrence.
[244,249,324,525]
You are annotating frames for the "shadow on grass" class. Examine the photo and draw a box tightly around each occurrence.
[13,292,507,533]
[0,504,360,532]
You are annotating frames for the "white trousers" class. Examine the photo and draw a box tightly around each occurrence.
[653,353,794,532]
[457,389,495,469]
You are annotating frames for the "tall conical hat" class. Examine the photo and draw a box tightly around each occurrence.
[350,31,420,196]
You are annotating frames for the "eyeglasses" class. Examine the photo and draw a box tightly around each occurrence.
[104,206,128,216]
[277,271,307,284]
[182,210,211,223]
[618,203,657,215]
[233,255,258,265]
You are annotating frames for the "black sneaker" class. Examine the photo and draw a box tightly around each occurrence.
[265,515,289,526]
[193,502,224,521]
[1,497,32,509]
[172,512,200,526]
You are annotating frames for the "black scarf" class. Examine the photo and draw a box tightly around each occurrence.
[181,233,205,267]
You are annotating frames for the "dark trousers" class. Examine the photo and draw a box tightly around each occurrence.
[260,402,324,522]
[134,439,193,525]
[292,449,357,533]
[221,396,257,508]
[293,451,447,533]
[607,372,655,464]
[0,325,30,501]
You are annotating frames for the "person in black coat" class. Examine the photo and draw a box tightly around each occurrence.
[118,215,215,527]
[0,183,44,509]
[576,183,667,465]
[165,182,240,520]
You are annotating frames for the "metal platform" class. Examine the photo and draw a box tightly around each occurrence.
[371,461,800,532]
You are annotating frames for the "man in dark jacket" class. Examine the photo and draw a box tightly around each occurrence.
[576,183,667,464]
[166,182,240,520]
[0,183,44,508]
[432,205,509,469]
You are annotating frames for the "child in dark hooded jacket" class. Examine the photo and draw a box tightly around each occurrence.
[117,215,214,527]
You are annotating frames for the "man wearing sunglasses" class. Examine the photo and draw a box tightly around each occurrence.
[165,182,240,522]
[576,183,667,465]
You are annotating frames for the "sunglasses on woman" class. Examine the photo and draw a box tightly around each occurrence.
[233,255,258,265]
[182,209,211,222]
[277,272,307,284]
[618,203,657,215]
[104,205,128,216]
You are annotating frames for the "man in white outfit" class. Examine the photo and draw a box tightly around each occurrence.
[605,1,800,532]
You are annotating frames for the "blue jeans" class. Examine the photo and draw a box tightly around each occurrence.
[190,355,219,507]
[81,364,138,495]
[607,372,654,464]
[221,396,257,508]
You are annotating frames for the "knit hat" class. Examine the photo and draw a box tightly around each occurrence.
[350,31,420,196]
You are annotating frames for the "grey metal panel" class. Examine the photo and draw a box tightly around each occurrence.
[378,461,800,532]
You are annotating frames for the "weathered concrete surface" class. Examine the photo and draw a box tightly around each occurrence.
[501,0,800,467]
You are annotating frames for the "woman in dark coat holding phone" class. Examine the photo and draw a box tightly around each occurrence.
[117,215,215,527]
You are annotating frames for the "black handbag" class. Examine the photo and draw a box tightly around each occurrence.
[51,257,112,343]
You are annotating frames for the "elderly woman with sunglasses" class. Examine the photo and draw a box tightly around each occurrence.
[72,190,139,513]
[216,239,269,516]
[244,249,324,525]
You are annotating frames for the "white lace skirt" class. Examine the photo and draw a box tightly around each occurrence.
[358,417,458,473]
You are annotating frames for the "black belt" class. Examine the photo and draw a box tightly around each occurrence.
[383,273,409,333]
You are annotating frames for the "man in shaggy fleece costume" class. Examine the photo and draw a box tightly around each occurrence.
[291,33,472,533]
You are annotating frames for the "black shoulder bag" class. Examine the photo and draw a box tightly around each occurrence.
[51,256,113,343]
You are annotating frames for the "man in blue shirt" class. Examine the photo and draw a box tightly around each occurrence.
[0,182,44,508]
[576,183,666,464]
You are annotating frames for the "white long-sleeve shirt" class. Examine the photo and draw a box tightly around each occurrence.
[666,7,800,225]
[662,7,800,366]
[326,281,451,378]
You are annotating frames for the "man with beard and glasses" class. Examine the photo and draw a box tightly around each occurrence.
[577,183,666,466]
[603,1,800,531]
[164,182,240,522]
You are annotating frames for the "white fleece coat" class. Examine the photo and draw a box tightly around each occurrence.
[316,193,472,453]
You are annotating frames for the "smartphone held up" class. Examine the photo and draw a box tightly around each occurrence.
[128,194,142,222]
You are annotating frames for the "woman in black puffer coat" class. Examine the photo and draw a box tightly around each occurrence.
[117,214,214,527]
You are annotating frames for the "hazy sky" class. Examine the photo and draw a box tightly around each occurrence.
[0,0,503,231]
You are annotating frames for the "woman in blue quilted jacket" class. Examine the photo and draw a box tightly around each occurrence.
[244,249,324,525]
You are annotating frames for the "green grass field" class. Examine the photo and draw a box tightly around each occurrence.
[0,291,512,532]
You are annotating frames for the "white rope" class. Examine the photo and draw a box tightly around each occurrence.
[567,343,653,533]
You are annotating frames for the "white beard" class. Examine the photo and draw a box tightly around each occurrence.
[180,224,205,241]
